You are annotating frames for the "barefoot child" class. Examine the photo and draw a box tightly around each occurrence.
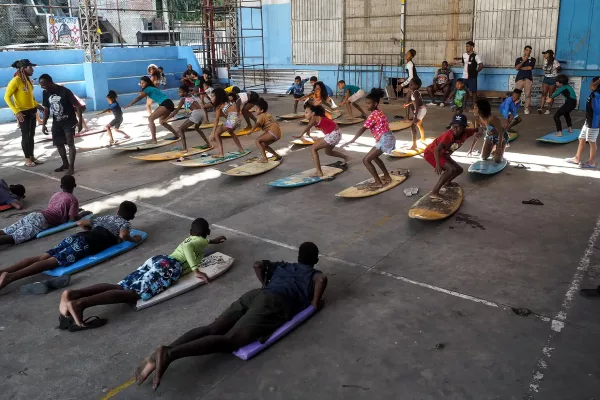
[301,80,335,111]
[548,74,577,137]
[124,77,178,144]
[169,86,211,152]
[467,98,507,162]
[231,87,260,130]
[424,114,480,200]
[57,218,226,331]
[294,104,350,177]
[403,77,426,150]
[287,75,309,113]
[345,88,396,189]
[251,98,283,162]
[567,77,600,169]
[0,201,140,292]
[337,80,367,118]
[209,88,245,158]
[499,89,522,132]
[96,90,130,146]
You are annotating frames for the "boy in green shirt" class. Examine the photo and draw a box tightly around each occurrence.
[337,80,367,118]
[57,218,226,331]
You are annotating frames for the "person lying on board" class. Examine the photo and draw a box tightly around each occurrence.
[0,179,25,209]
[135,242,328,390]
[0,201,140,292]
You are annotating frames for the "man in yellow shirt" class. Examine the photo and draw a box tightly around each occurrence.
[4,59,45,167]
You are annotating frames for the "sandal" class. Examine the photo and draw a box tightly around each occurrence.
[580,286,600,297]
[522,199,544,206]
[580,163,597,169]
[565,158,580,165]
[24,162,36,167]
[54,165,69,172]
[68,316,107,332]
[57,314,75,330]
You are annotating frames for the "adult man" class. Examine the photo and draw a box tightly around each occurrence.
[134,242,328,390]
[181,64,197,87]
[39,74,82,176]
[4,59,46,167]
[426,60,454,106]
[461,41,483,110]
[514,45,536,114]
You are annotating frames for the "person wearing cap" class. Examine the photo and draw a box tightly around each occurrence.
[461,41,483,111]
[423,114,481,200]
[514,45,536,114]
[539,50,561,114]
[4,59,46,167]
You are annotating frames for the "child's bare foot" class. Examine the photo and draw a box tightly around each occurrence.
[212,154,224,159]
[237,148,245,154]
[568,127,573,133]
[66,300,85,327]
[554,132,563,137]
[381,176,392,184]
[341,155,351,166]
[0,272,10,290]
[429,193,444,201]
[368,182,384,190]
[257,157,268,163]
[409,145,418,150]
[152,346,172,390]
[312,170,324,178]
[136,355,157,385]
[59,290,72,316]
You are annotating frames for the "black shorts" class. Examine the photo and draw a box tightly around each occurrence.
[159,99,175,112]
[293,93,303,99]
[108,118,123,129]
[51,122,76,146]
[248,91,260,104]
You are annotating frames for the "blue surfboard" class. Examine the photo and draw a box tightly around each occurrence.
[468,158,508,175]
[44,229,148,277]
[36,214,93,239]
[268,161,347,188]
[536,129,581,144]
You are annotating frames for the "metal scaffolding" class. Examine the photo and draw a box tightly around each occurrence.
[78,0,102,63]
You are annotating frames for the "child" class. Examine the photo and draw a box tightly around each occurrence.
[251,98,283,163]
[499,89,522,132]
[232,86,260,130]
[338,80,367,118]
[0,179,25,209]
[146,64,161,115]
[209,88,245,158]
[567,77,600,169]
[287,75,309,113]
[0,175,88,247]
[398,49,418,118]
[302,81,335,115]
[294,104,350,177]
[0,201,141,292]
[96,90,130,146]
[198,80,215,122]
[157,66,167,89]
[444,78,470,114]
[73,94,90,134]
[57,218,226,331]
[403,77,426,150]
[124,76,179,144]
[302,77,336,108]
[539,50,561,114]
[548,74,577,137]
[169,85,211,152]
[424,114,480,200]
[467,98,507,162]
[345,88,396,189]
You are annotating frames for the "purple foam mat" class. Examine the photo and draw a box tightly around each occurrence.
[232,305,317,360]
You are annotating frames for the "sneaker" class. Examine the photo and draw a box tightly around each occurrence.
[524,108,530,115]
[439,103,446,108]
[544,109,551,115]
[426,102,437,107]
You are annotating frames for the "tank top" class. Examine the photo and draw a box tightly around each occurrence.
[184,94,200,110]
[222,101,235,114]
[316,116,338,134]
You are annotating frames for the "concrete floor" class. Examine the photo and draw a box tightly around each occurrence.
[0,95,599,400]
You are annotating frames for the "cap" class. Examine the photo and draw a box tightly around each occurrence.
[450,114,468,127]
[11,59,36,69]
[147,64,158,73]
[542,50,554,55]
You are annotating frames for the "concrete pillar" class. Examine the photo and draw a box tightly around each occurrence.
[83,62,109,111]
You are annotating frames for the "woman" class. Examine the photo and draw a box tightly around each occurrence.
[538,50,561,114]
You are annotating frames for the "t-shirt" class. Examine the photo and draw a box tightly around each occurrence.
[41,192,79,226]
[256,113,282,137]
[462,53,483,79]
[90,215,131,239]
[543,59,561,77]
[264,262,321,315]
[515,57,536,81]
[42,85,77,125]
[344,85,360,96]
[450,88,469,107]
[435,69,454,85]
[183,69,197,78]
[0,179,18,205]
[499,97,521,119]
[238,92,248,104]
[109,102,123,120]
[143,86,169,104]
[425,128,478,156]
[586,91,600,129]
[363,109,390,141]
[169,235,209,274]
[316,116,338,134]
[551,85,577,101]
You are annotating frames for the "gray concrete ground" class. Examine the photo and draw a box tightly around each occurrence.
[0,95,599,400]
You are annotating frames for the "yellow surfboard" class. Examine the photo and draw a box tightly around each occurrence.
[278,113,305,120]
[130,145,212,161]
[336,117,366,125]
[291,138,315,145]
[222,127,255,137]
[186,121,222,131]
[408,185,463,220]
[336,169,409,198]
[390,138,435,158]
[111,138,181,151]
[224,157,281,176]
[389,121,412,132]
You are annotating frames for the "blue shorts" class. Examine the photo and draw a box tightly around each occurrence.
[543,77,556,86]
[374,131,396,154]
[484,130,510,146]
[465,77,478,92]
[500,111,518,120]
[47,234,93,266]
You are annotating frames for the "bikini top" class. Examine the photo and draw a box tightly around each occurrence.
[184,95,200,109]
[222,101,235,113]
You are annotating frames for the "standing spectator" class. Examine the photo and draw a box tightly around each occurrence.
[181,64,197,87]
[514,45,535,115]
[539,50,561,115]
[4,59,46,167]
[397,49,418,118]
[461,41,483,111]
[426,61,454,106]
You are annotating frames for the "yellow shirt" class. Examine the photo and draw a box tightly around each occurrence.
[4,76,38,114]
[169,235,209,274]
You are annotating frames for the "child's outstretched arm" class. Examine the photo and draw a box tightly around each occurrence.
[120,228,143,243]
[208,236,226,244]
[293,117,317,139]
[311,272,328,310]
[170,98,185,118]
[339,90,350,106]
[96,108,110,116]
[124,92,147,108]
[345,126,367,146]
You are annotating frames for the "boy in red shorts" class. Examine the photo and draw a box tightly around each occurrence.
[423,114,481,200]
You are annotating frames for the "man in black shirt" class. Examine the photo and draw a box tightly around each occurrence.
[514,45,536,115]
[181,64,197,87]
[39,74,82,176]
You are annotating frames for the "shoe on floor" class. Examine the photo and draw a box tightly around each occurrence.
[544,109,551,115]
[524,108,530,115]
[19,276,71,295]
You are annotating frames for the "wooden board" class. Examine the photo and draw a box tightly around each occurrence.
[171,149,251,167]
[224,158,281,176]
[336,169,409,198]
[390,138,435,158]
[278,113,305,120]
[37,128,106,143]
[468,158,508,175]
[168,114,189,122]
[135,252,234,311]
[111,138,181,151]
[268,161,347,188]
[536,129,581,144]
[186,121,222,131]
[336,117,365,125]
[0,204,13,212]
[408,185,463,220]
[301,110,343,123]
[131,145,212,161]
[291,138,315,145]
[221,127,255,137]
[389,121,412,132]
[508,132,518,142]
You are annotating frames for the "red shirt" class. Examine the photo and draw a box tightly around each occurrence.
[316,116,338,134]
[363,109,390,141]
[425,128,477,156]
[41,192,79,226]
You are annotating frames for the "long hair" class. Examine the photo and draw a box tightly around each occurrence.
[11,61,31,88]
[140,76,154,88]
[212,87,227,107]
[314,81,329,101]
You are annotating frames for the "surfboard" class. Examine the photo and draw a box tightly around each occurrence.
[536,129,581,144]
[111,138,181,151]
[336,169,409,198]
[135,252,234,311]
[171,149,251,167]
[186,121,222,131]
[36,213,93,239]
[222,127,255,137]
[301,110,343,123]
[389,138,435,158]
[278,113,305,120]
[0,204,13,212]
[508,131,519,142]
[389,121,412,132]
[336,117,365,125]
[291,138,315,145]
[268,161,347,188]
[130,145,212,161]
[224,157,281,176]
[468,158,508,175]
[408,185,463,220]
[168,114,189,122]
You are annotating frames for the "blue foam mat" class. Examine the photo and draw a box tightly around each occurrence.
[36,214,93,239]
[536,129,581,144]
[44,229,148,277]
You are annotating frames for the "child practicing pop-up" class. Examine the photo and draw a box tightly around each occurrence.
[403,77,426,150]
[424,114,481,200]
[57,218,226,331]
[287,75,309,113]
[345,88,396,189]
[567,76,600,169]
[294,104,350,177]
[0,201,141,292]
[210,88,245,158]
[96,90,130,146]
[251,98,283,163]
[549,74,577,137]
[499,89,523,132]
[169,86,211,152]
[467,98,507,162]
[337,80,367,118]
